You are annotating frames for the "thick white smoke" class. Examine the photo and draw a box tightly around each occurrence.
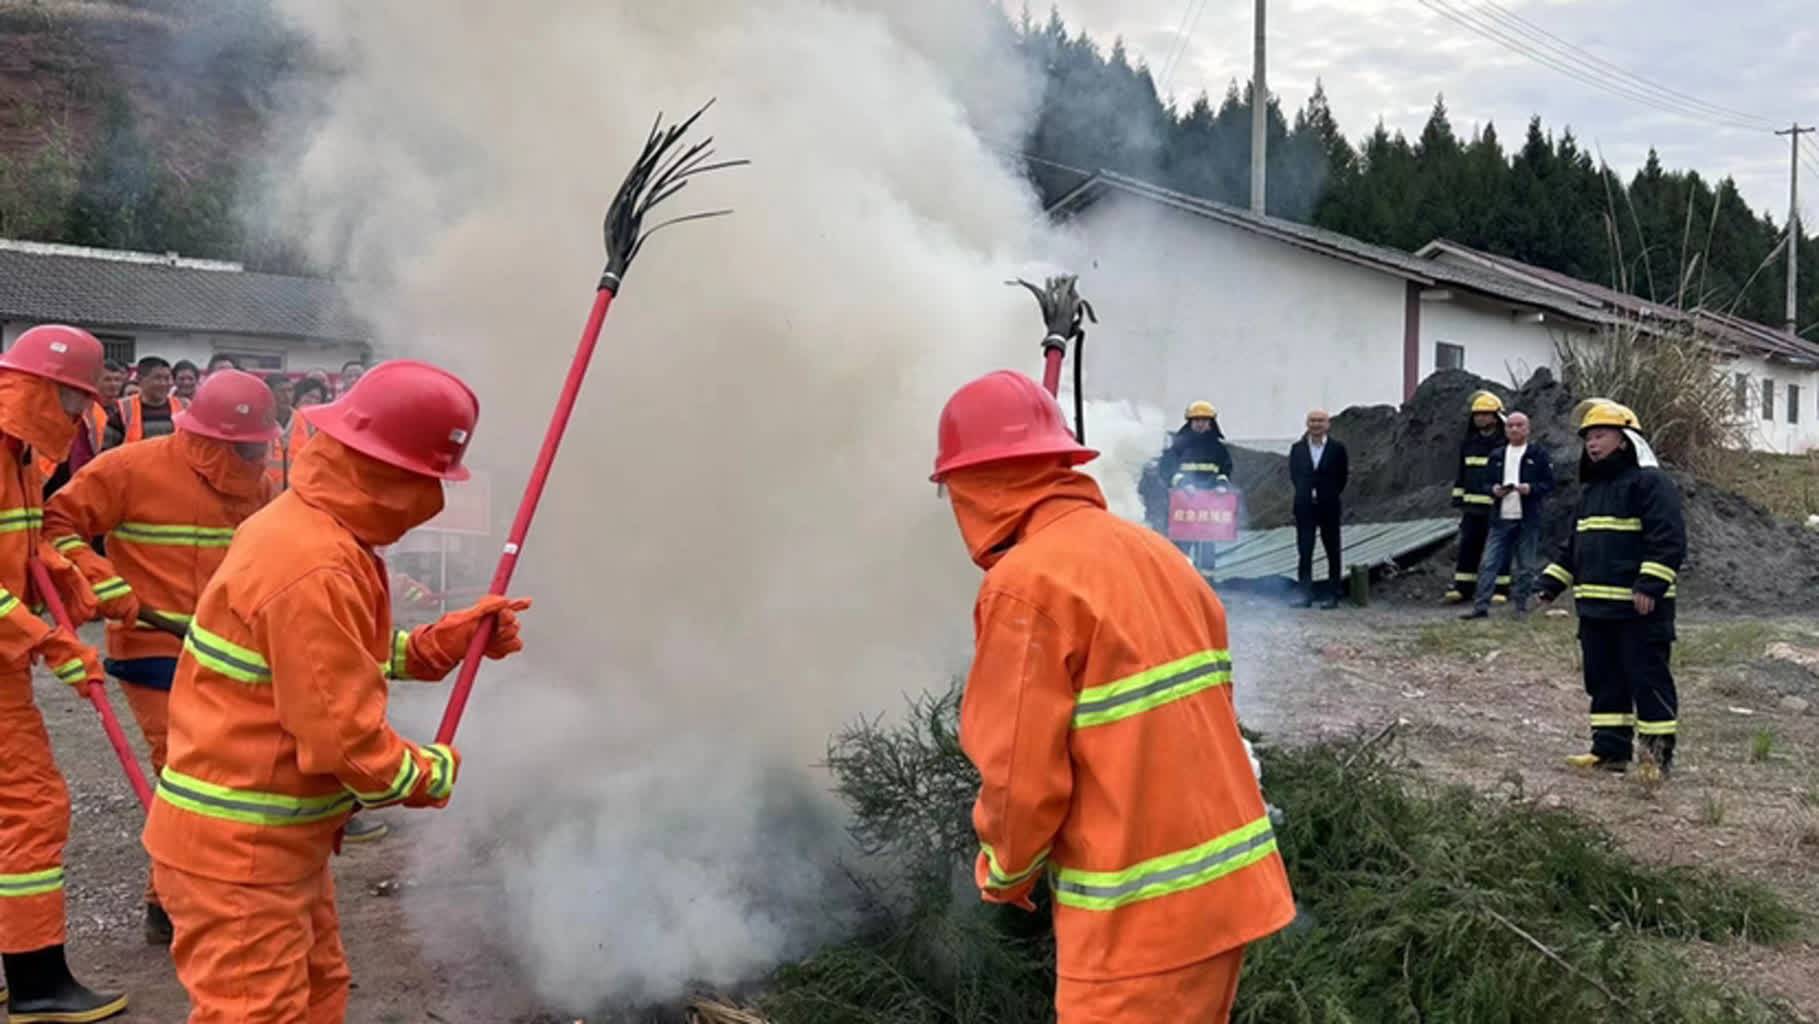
[262,0,1076,1013]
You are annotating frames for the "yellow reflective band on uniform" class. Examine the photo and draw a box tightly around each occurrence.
[1454,572,1478,583]
[386,630,412,681]
[1451,487,1465,497]
[424,744,456,800]
[134,610,191,633]
[1180,462,1224,472]
[1590,713,1636,727]
[1574,584,1676,601]
[1462,494,1494,505]
[1073,649,1232,729]
[1639,562,1677,583]
[53,658,87,684]
[0,867,64,899]
[184,623,272,684]
[52,535,86,553]
[1495,575,1511,585]
[112,522,237,548]
[1052,815,1277,912]
[93,576,132,600]
[0,507,44,534]
[156,768,354,827]
[1463,457,1490,467]
[981,842,1049,889]
[1577,516,1642,532]
[350,752,422,809]
[1636,720,1678,736]
[1543,564,1573,586]
[0,588,19,618]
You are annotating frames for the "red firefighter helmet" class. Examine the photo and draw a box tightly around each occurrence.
[174,369,282,443]
[0,324,105,398]
[931,370,1097,482]
[301,360,478,481]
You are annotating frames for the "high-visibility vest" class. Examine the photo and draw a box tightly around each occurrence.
[35,402,108,479]
[118,393,187,445]
[268,416,319,491]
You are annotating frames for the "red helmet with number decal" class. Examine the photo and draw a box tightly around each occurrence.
[301,360,478,480]
[174,369,281,443]
[0,324,105,398]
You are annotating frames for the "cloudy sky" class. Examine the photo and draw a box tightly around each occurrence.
[1041,0,1819,225]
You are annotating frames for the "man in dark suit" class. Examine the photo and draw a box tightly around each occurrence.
[1289,409,1349,609]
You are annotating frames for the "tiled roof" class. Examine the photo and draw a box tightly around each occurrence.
[0,240,366,343]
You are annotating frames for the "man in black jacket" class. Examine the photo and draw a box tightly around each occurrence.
[1538,401,1686,780]
[1445,390,1509,603]
[1462,411,1554,618]
[1289,409,1349,609]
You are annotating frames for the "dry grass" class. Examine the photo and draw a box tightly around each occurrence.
[1555,321,1747,476]
[1705,451,1819,521]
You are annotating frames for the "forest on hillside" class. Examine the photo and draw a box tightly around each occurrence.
[0,3,1811,333]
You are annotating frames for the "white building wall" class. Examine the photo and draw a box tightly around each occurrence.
[0,321,367,376]
[1067,195,1408,445]
[1728,353,1819,454]
[1418,293,1587,389]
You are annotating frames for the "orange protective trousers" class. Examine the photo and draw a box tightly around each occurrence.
[119,681,169,906]
[152,860,351,1024]
[1055,946,1246,1024]
[0,666,70,953]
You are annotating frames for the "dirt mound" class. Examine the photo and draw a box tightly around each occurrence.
[1237,367,1819,610]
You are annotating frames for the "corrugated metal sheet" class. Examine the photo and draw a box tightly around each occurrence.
[1205,517,1457,583]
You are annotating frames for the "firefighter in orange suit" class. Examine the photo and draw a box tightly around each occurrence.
[45,369,281,946]
[142,360,531,1023]
[931,370,1295,1023]
[0,324,129,1022]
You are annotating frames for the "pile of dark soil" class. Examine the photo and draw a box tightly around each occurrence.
[1234,368,1819,611]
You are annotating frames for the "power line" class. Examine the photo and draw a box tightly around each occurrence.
[1158,0,1212,99]
[1415,0,1775,134]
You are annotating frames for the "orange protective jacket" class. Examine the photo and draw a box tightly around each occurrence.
[0,371,83,670]
[117,393,187,445]
[32,403,105,480]
[143,433,459,884]
[949,462,1294,982]
[45,431,275,662]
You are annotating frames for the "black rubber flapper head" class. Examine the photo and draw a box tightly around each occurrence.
[600,100,748,292]
[1008,275,1097,350]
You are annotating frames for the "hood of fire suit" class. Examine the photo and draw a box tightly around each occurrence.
[176,429,268,501]
[944,458,1108,570]
[0,370,78,461]
[289,432,445,548]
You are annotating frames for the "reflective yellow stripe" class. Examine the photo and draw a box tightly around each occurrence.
[1073,650,1232,729]
[1639,561,1677,583]
[1462,494,1494,505]
[350,752,422,809]
[52,534,86,553]
[1578,516,1642,532]
[1454,572,1478,583]
[1053,816,1277,912]
[0,590,18,618]
[93,576,132,600]
[155,767,354,827]
[0,506,44,534]
[53,658,88,683]
[1543,564,1573,586]
[1589,713,1636,727]
[184,623,272,684]
[423,744,456,800]
[1179,462,1224,472]
[1451,487,1465,497]
[1636,719,1678,736]
[981,842,1049,889]
[112,522,237,548]
[0,867,64,899]
[1463,456,1490,467]
[1574,584,1676,601]
[133,609,192,633]
[386,629,412,681]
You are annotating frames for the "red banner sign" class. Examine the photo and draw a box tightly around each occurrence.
[1168,489,1239,542]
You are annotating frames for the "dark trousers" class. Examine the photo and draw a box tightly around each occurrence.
[1578,616,1678,766]
[1473,517,1538,611]
[1295,500,1342,595]
[1451,513,1511,595]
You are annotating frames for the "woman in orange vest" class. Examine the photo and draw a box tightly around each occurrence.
[45,369,280,947]
[0,325,128,1022]
[931,371,1295,1023]
[142,360,530,1023]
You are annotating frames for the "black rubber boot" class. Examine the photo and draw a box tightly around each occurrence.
[1,945,128,1023]
[144,903,173,947]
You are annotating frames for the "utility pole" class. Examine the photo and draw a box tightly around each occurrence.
[1776,123,1813,333]
[1250,0,1267,215]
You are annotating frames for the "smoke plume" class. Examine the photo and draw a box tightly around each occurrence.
[261,0,1072,1013]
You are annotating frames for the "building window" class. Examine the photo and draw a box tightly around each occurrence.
[1791,384,1801,425]
[1735,373,1750,416]
[1435,342,1465,371]
[213,351,285,372]
[93,333,135,366]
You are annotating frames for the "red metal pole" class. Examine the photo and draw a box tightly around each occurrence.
[434,284,617,745]
[1041,345,1065,398]
[29,559,152,808]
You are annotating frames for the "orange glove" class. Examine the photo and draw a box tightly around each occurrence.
[34,628,102,689]
[412,595,532,677]
[34,544,99,626]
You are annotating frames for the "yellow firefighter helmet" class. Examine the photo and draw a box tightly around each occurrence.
[1185,400,1217,420]
[1469,390,1504,414]
[1578,400,1640,433]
